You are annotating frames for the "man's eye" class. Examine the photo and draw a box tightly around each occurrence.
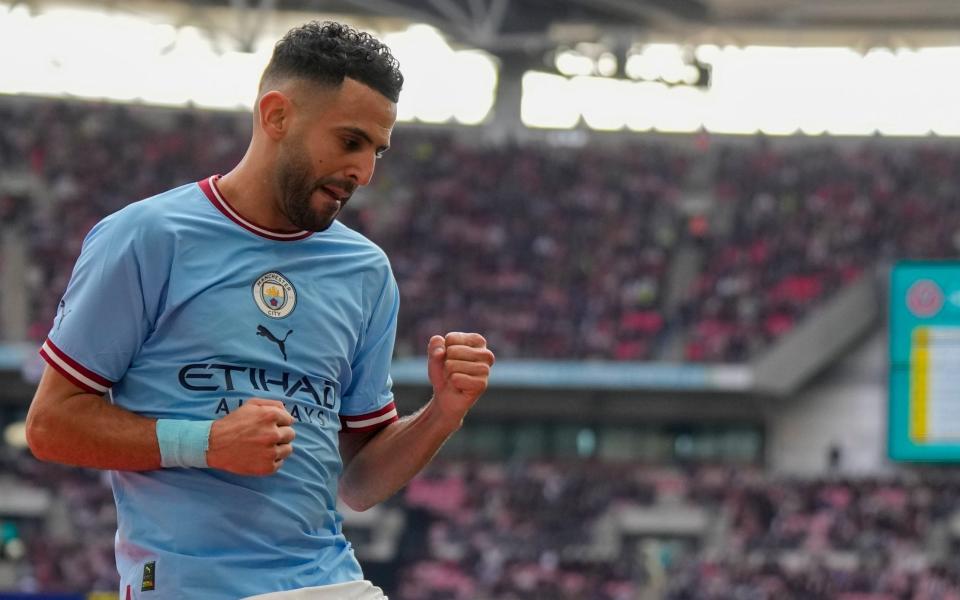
[344,138,360,151]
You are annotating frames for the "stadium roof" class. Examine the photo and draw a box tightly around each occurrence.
[18,0,960,59]
[179,0,960,52]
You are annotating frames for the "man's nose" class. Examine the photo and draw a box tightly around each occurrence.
[345,153,376,187]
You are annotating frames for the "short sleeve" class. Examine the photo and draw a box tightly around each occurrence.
[40,209,164,394]
[339,265,400,433]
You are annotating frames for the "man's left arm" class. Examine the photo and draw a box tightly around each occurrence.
[338,332,494,511]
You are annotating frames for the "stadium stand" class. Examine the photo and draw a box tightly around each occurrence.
[680,143,960,362]
[8,98,960,364]
[4,450,960,599]
[0,100,247,347]
[4,97,960,599]
[0,98,691,361]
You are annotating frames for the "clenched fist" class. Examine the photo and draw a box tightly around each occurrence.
[427,332,495,429]
[206,398,296,476]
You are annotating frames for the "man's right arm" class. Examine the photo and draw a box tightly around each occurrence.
[26,365,296,475]
[27,365,161,470]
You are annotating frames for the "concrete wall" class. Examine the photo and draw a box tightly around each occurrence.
[754,276,880,396]
[766,328,891,475]
[0,228,27,342]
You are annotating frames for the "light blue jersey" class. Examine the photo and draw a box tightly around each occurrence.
[40,176,400,599]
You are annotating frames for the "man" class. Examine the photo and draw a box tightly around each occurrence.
[25,21,494,600]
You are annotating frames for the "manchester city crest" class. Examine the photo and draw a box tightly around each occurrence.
[253,271,297,319]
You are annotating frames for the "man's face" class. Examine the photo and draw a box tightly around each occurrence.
[276,78,396,232]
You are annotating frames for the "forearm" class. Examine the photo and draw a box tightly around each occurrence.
[339,399,459,511]
[27,391,161,471]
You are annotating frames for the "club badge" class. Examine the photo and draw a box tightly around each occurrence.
[907,279,943,318]
[253,271,297,319]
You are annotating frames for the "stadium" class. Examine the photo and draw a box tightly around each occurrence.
[2,0,960,598]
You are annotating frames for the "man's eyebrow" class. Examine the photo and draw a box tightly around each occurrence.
[340,126,389,153]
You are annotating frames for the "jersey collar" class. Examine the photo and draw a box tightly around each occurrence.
[198,175,314,242]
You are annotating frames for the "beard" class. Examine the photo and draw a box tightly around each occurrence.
[275,141,356,232]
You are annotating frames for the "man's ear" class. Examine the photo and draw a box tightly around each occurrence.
[257,90,291,142]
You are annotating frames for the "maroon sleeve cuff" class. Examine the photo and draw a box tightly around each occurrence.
[340,401,399,433]
[39,339,113,394]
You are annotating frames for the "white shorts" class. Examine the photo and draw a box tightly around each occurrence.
[242,580,387,600]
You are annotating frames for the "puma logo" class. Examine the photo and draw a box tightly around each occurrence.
[256,325,293,361]
[56,299,71,331]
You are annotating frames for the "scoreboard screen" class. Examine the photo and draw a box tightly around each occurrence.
[890,261,960,461]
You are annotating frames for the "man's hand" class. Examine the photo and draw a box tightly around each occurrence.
[427,332,495,429]
[206,399,295,476]
[337,333,494,511]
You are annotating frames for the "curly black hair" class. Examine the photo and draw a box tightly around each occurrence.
[261,21,403,102]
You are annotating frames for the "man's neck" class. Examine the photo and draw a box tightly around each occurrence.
[217,160,300,232]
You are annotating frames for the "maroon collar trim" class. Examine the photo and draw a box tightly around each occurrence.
[198,176,313,242]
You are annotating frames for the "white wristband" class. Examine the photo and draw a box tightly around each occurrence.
[156,419,213,468]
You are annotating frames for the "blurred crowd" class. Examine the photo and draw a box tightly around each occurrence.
[4,450,960,599]
[0,98,687,362]
[391,462,960,600]
[679,143,960,361]
[391,460,654,600]
[3,98,960,363]
[666,467,960,600]
[348,131,688,360]
[0,451,117,593]
[0,99,247,344]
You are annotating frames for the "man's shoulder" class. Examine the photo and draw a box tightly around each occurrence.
[81,182,202,251]
[105,181,205,231]
[325,221,391,268]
